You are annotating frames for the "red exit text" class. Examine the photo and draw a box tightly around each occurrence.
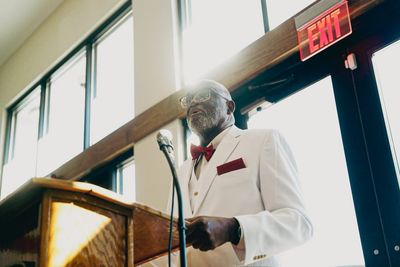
[298,1,352,61]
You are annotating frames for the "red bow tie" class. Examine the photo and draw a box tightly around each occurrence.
[190,144,215,161]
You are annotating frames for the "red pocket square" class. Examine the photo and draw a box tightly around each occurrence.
[217,158,246,176]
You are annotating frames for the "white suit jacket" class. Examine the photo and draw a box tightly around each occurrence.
[176,126,313,267]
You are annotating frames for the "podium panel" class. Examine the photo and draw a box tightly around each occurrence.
[40,190,132,267]
[0,178,179,267]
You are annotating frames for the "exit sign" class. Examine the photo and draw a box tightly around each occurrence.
[296,0,352,61]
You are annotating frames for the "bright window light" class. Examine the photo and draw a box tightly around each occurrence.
[248,77,364,267]
[116,159,136,202]
[183,0,265,83]
[91,14,134,145]
[1,90,40,198]
[36,53,86,176]
[372,40,400,189]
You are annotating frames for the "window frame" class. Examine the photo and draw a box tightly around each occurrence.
[44,49,87,151]
[1,1,133,195]
[178,0,269,34]
[230,6,400,266]
[232,53,390,266]
[344,19,400,265]
[89,11,134,146]
[180,3,400,266]
[3,87,42,165]
[82,148,134,193]
[177,0,270,84]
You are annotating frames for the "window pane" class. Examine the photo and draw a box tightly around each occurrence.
[248,77,364,266]
[36,53,86,176]
[1,90,40,198]
[183,0,265,82]
[91,14,134,145]
[266,0,316,30]
[372,40,400,189]
[116,160,135,202]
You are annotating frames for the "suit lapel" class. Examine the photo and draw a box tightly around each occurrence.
[193,126,242,214]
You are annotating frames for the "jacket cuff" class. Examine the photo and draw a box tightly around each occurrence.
[234,215,268,265]
[231,216,246,262]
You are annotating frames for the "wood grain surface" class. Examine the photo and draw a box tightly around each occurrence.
[39,190,132,267]
[0,200,40,267]
[1,179,189,266]
[0,228,39,267]
[48,201,126,267]
[133,206,180,265]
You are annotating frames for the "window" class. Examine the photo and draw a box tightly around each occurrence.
[181,0,265,82]
[248,77,364,267]
[116,159,136,202]
[1,4,134,198]
[372,40,400,189]
[91,14,134,145]
[82,151,135,202]
[36,53,86,176]
[1,89,40,197]
[180,0,318,83]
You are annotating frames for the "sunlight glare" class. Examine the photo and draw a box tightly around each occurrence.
[183,0,264,83]
[48,202,112,266]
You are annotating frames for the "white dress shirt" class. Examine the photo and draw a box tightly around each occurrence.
[189,126,232,212]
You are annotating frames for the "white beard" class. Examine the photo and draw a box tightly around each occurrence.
[189,107,221,134]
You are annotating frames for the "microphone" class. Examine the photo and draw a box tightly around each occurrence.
[157,130,174,156]
[157,130,187,267]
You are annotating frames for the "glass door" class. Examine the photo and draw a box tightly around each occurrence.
[237,47,392,265]
[247,76,365,267]
[348,31,400,266]
[371,41,400,191]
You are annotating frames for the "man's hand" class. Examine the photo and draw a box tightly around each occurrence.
[186,216,240,251]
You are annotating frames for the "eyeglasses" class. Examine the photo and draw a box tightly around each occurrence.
[180,88,231,108]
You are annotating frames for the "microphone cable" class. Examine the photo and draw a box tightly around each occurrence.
[168,180,175,267]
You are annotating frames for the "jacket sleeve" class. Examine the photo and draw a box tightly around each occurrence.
[234,130,313,265]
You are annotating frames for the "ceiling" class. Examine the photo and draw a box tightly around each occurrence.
[0,0,65,67]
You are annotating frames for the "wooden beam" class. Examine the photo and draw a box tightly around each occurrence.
[207,0,385,90]
[52,0,385,181]
[52,89,186,180]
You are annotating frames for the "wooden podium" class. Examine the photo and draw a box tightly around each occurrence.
[0,178,179,267]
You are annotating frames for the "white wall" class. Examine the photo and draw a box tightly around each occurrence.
[0,0,184,212]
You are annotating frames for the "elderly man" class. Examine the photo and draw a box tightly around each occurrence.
[174,79,312,266]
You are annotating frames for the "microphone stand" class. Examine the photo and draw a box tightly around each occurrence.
[159,144,187,267]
